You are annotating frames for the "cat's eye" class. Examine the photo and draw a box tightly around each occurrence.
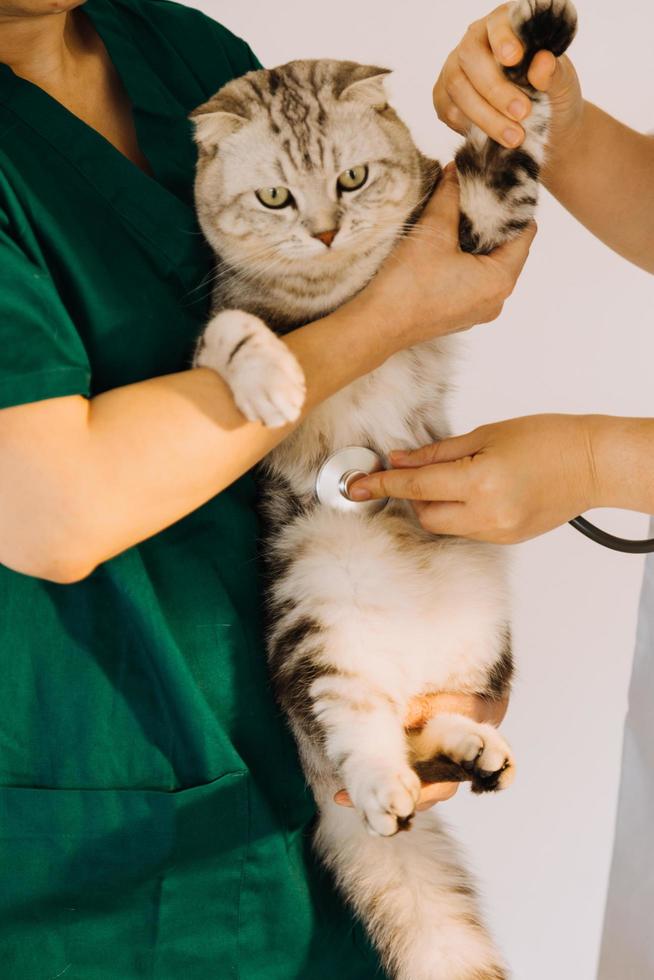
[255,186,293,209]
[337,165,369,193]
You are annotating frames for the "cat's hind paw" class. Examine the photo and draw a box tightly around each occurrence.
[411,714,515,794]
[195,310,306,428]
[345,762,421,837]
[508,0,578,84]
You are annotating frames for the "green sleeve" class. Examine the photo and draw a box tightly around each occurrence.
[0,226,91,410]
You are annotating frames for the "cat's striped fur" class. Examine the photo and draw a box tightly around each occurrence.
[191,2,577,976]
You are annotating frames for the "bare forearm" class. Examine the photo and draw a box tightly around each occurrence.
[0,302,391,581]
[544,102,654,273]
[590,415,654,514]
[83,304,391,562]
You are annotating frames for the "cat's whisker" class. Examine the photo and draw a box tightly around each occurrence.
[351,222,453,251]
[187,253,293,303]
[186,242,291,297]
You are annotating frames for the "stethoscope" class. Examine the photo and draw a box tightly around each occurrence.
[315,446,654,554]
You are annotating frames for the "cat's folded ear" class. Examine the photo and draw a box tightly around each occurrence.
[189,95,248,152]
[336,63,392,110]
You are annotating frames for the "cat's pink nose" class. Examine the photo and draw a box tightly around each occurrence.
[313,228,338,248]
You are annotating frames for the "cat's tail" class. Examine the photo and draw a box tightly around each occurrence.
[313,792,507,980]
[455,0,578,254]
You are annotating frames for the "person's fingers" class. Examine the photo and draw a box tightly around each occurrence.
[458,27,531,125]
[348,460,470,503]
[389,431,485,468]
[388,446,439,468]
[416,782,459,810]
[411,500,476,537]
[527,49,558,91]
[405,691,510,729]
[433,56,472,135]
[445,67,525,148]
[437,95,471,136]
[334,783,460,810]
[482,694,510,727]
[486,220,537,281]
[486,3,524,65]
[417,166,462,246]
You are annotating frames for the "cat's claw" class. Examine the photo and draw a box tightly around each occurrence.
[195,309,306,429]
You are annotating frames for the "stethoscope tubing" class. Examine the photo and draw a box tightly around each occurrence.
[569,516,654,554]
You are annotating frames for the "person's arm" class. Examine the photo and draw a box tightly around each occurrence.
[543,102,654,272]
[347,414,654,544]
[0,171,535,583]
[433,3,654,273]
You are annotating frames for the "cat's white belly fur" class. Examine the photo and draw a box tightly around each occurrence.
[273,508,509,700]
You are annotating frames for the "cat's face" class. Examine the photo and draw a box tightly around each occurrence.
[191,61,425,284]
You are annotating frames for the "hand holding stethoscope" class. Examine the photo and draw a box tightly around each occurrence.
[340,414,654,553]
[422,2,654,555]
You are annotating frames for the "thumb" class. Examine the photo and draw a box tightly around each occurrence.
[390,430,486,467]
[527,49,573,94]
[418,164,461,246]
[486,219,537,278]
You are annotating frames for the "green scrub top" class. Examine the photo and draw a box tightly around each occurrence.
[0,1,382,976]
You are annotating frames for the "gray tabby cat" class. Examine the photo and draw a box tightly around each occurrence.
[191,1,577,977]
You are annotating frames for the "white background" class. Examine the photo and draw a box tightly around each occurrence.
[192,2,653,976]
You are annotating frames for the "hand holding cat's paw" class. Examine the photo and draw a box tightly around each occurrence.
[434,0,580,153]
[195,310,306,428]
[346,762,421,837]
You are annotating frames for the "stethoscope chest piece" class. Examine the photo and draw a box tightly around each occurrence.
[315,446,388,515]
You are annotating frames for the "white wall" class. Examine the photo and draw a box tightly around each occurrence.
[192,2,653,976]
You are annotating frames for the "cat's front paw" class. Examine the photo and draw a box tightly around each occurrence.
[195,310,306,429]
[346,762,421,837]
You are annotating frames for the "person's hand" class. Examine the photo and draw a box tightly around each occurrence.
[348,165,536,349]
[433,2,583,162]
[334,691,509,811]
[348,414,598,544]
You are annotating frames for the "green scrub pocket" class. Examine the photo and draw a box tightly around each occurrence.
[0,772,249,979]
